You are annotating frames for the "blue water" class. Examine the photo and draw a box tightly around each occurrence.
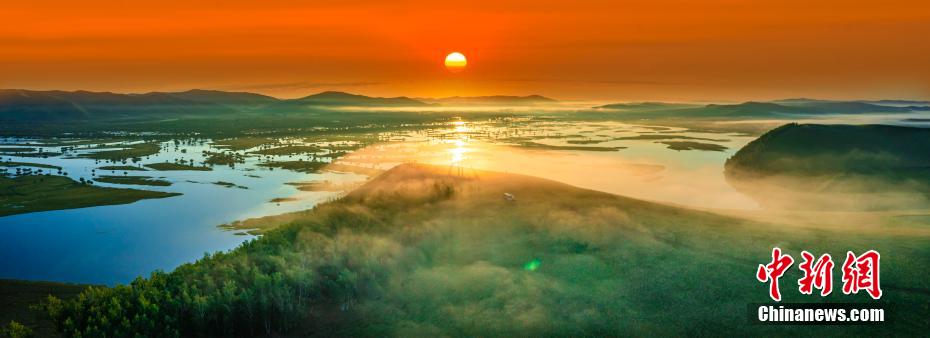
[0,140,365,285]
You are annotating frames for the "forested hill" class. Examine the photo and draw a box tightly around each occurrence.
[725,123,930,177]
[723,123,930,210]
[36,164,930,336]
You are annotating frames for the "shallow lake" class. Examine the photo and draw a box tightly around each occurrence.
[0,140,366,285]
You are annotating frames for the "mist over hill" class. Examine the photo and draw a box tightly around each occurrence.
[858,99,930,105]
[724,123,930,210]
[34,164,930,336]
[596,100,927,119]
[726,123,930,176]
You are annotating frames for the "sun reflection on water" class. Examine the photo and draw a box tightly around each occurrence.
[335,119,760,210]
[448,120,470,165]
[448,139,468,164]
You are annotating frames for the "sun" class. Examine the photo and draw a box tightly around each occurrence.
[444,52,467,73]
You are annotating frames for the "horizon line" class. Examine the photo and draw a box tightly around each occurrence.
[1,87,928,104]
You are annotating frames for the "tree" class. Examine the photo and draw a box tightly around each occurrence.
[1,320,34,338]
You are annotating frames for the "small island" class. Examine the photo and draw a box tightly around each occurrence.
[145,162,212,171]
[0,175,180,217]
[95,175,172,187]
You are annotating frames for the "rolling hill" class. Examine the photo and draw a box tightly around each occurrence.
[32,163,930,336]
[725,123,930,177]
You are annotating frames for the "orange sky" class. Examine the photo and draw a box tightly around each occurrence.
[1,0,928,101]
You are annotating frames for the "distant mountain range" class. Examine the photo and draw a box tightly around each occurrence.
[776,98,930,106]
[596,99,929,118]
[2,88,927,123]
[154,89,279,105]
[0,89,567,122]
[0,89,436,122]
[0,89,234,122]
[287,91,428,107]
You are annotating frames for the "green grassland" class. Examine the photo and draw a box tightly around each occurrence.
[97,165,147,171]
[0,147,36,152]
[249,145,322,156]
[144,162,212,171]
[0,162,61,170]
[11,138,124,148]
[658,140,728,151]
[78,142,161,161]
[212,137,278,151]
[34,164,930,336]
[0,151,61,158]
[202,151,246,166]
[0,175,180,217]
[94,175,172,187]
[564,139,606,144]
[256,160,328,173]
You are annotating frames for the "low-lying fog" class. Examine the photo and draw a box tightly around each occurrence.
[339,134,760,210]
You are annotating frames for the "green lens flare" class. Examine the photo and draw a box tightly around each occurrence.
[523,258,541,271]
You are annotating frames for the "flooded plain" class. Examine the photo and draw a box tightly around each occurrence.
[2,112,928,285]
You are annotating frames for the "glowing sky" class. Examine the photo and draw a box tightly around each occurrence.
[1,0,928,101]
